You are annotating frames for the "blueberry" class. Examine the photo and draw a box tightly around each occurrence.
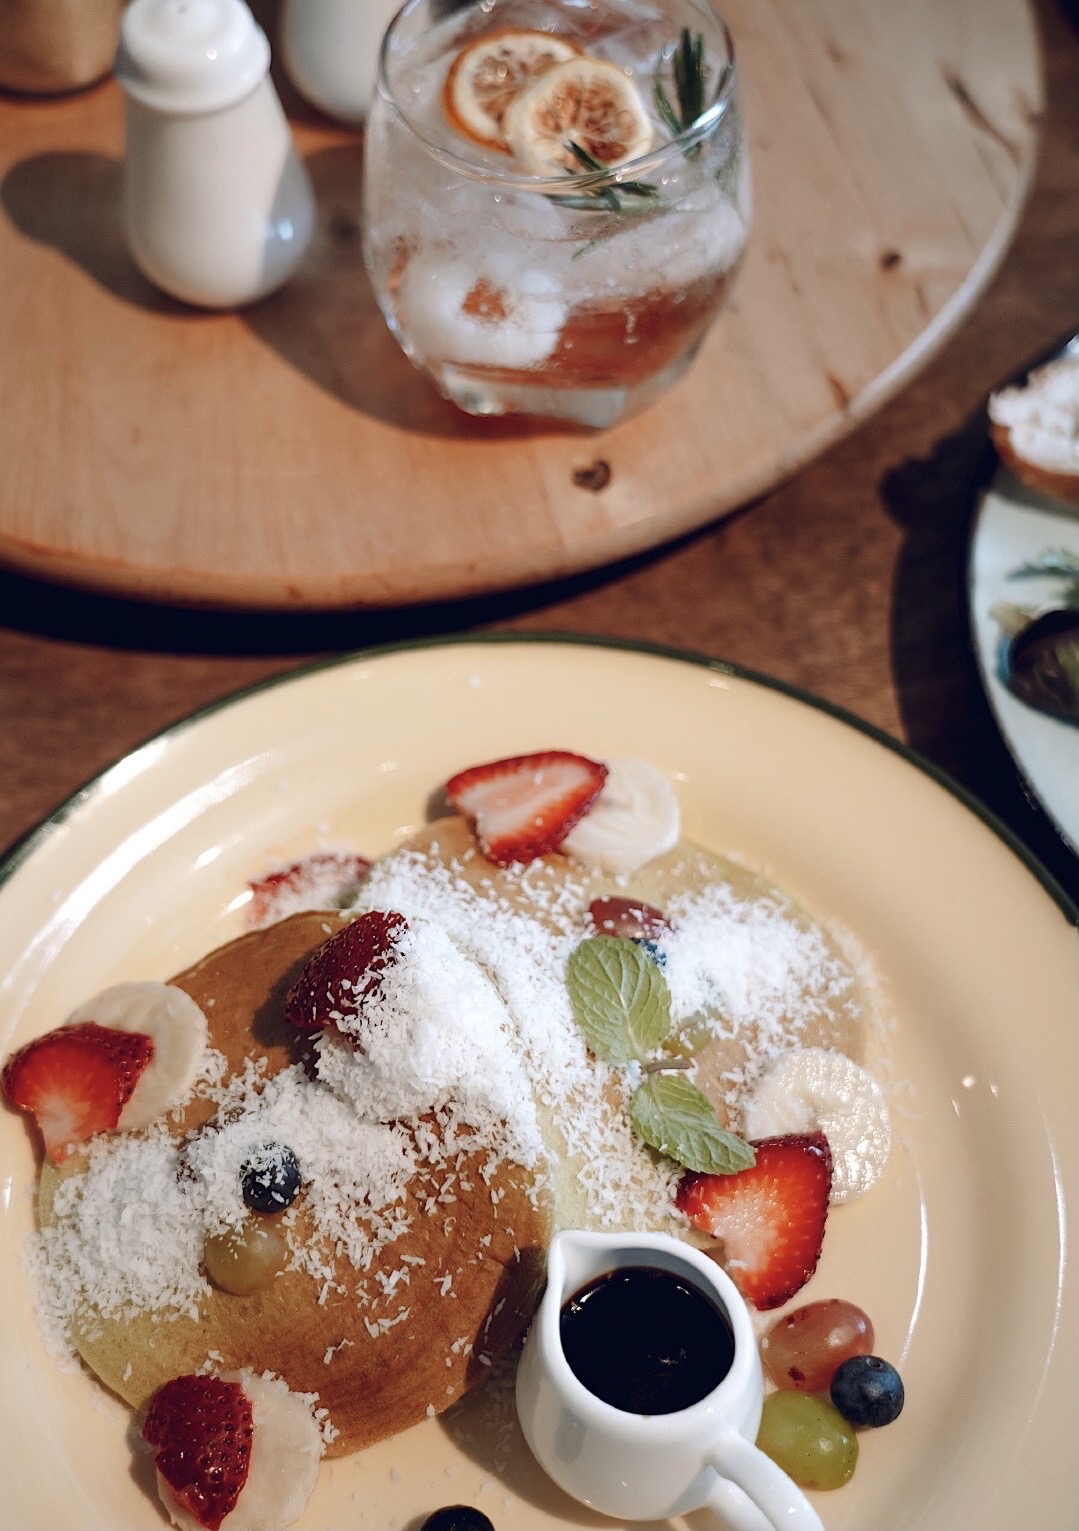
[633,937,667,969]
[830,1354,904,1428]
[241,1143,301,1214]
[419,1509,495,1531]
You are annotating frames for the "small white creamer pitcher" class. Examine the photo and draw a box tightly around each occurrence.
[516,1229,824,1531]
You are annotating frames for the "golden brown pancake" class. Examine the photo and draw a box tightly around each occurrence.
[38,911,550,1456]
[35,816,876,1457]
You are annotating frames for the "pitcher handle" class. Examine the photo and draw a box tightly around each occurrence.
[704,1433,823,1531]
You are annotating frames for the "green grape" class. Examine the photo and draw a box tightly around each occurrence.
[204,1221,287,1295]
[756,1391,858,1490]
[667,1013,717,1058]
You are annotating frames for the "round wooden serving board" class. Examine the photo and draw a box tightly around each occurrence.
[0,0,1041,610]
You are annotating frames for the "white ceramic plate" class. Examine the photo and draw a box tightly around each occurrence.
[967,364,1079,855]
[1,638,1075,1531]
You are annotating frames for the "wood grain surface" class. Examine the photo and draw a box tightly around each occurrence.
[0,0,1076,908]
[0,0,1042,607]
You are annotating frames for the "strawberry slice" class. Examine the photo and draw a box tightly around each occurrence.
[445,751,608,865]
[143,1374,253,1531]
[1,1021,154,1163]
[247,850,371,929]
[588,895,670,939]
[676,1133,833,1310]
[284,909,410,1032]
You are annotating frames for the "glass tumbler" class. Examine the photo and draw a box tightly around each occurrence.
[362,0,751,428]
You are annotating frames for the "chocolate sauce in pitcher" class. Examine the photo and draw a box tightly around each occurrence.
[559,1266,736,1415]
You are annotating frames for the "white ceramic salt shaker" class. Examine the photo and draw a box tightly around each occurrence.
[116,0,316,308]
[278,0,403,126]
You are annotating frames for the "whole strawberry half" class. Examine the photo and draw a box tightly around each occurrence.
[247,850,371,929]
[1,1020,154,1163]
[143,1374,253,1531]
[677,1132,833,1310]
[445,750,608,865]
[284,909,410,1032]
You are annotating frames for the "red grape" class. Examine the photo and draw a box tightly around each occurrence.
[587,896,669,939]
[760,1299,875,1392]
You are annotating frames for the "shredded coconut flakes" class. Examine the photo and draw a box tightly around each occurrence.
[30,824,876,1371]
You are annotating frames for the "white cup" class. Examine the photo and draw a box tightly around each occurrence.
[278,0,403,125]
[516,1229,823,1531]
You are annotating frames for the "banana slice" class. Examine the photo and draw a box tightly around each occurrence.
[65,981,208,1130]
[442,28,581,150]
[560,758,680,875]
[742,1048,891,1204]
[503,56,654,176]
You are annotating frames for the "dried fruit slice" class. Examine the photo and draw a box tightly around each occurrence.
[443,28,581,150]
[503,56,653,176]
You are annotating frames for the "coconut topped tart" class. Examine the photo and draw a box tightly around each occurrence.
[3,750,895,1531]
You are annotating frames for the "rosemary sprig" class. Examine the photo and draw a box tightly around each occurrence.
[552,36,707,249]
[654,27,708,158]
[558,140,659,213]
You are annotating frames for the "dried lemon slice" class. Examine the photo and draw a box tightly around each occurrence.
[443,28,581,150]
[502,56,654,176]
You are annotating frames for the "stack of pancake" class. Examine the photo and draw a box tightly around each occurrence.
[37,816,874,1456]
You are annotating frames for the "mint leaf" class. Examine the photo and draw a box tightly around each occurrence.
[630,1073,756,1174]
[566,937,670,1063]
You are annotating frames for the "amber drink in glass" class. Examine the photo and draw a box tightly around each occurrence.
[363,0,750,427]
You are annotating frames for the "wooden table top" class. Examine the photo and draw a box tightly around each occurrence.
[0,0,1044,607]
[0,0,1076,903]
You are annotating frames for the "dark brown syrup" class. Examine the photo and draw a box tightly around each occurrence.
[559,1265,735,1415]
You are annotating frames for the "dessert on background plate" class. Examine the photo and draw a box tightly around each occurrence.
[4,750,902,1530]
[987,344,1079,508]
[986,343,1079,729]
[969,342,1079,854]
